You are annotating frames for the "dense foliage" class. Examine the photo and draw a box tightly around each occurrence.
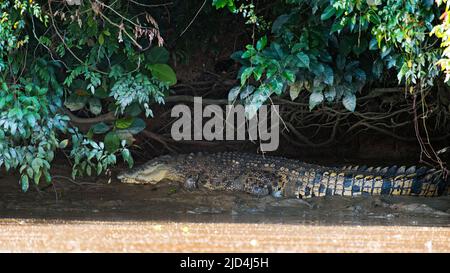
[1,0,449,191]
[0,0,176,191]
[214,0,444,117]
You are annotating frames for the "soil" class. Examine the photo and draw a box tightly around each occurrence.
[0,162,449,252]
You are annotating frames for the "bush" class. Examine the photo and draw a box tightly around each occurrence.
[1,0,449,191]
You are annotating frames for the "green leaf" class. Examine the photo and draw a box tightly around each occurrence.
[21,175,29,192]
[147,46,170,64]
[244,85,271,119]
[228,86,241,102]
[124,103,142,117]
[148,64,177,86]
[367,0,382,6]
[127,118,146,134]
[104,132,121,153]
[321,6,336,21]
[240,67,254,85]
[89,98,102,115]
[369,38,378,50]
[282,70,296,83]
[212,0,231,9]
[34,171,42,185]
[272,14,290,34]
[43,169,52,183]
[324,86,336,102]
[31,158,42,173]
[98,34,104,45]
[343,92,356,112]
[289,81,303,101]
[354,68,366,82]
[59,139,69,149]
[91,122,110,134]
[296,52,310,68]
[65,93,88,111]
[115,117,134,129]
[331,21,345,33]
[253,66,264,81]
[240,85,255,100]
[256,36,267,51]
[323,65,334,85]
[309,91,324,110]
[121,149,134,168]
[25,114,37,127]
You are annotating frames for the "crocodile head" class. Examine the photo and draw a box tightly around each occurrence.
[117,155,185,185]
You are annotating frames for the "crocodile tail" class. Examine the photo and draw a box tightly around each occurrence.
[349,165,447,197]
[292,165,447,199]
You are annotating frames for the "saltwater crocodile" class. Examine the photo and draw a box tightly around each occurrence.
[117,152,448,199]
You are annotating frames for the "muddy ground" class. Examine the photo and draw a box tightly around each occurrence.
[0,164,449,252]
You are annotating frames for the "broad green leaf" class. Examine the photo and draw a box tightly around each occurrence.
[240,85,255,100]
[354,68,367,82]
[256,36,267,51]
[89,98,102,115]
[289,81,303,101]
[121,149,134,168]
[240,67,254,85]
[309,91,324,110]
[272,14,290,34]
[228,86,241,102]
[369,38,378,50]
[91,122,110,134]
[343,92,356,112]
[31,158,42,173]
[115,117,134,129]
[127,118,146,134]
[212,0,231,9]
[367,0,381,6]
[282,70,296,83]
[124,103,142,117]
[34,171,42,185]
[147,46,170,64]
[253,66,264,81]
[104,132,121,153]
[245,85,271,119]
[98,34,104,45]
[65,93,88,111]
[321,6,335,21]
[25,114,36,127]
[148,64,177,86]
[323,65,334,85]
[21,175,29,192]
[324,86,337,102]
[59,139,69,149]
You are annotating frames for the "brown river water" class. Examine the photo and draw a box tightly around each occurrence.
[0,165,449,252]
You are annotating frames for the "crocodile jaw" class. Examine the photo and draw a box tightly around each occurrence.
[118,163,184,185]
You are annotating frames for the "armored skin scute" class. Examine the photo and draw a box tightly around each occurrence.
[117,152,448,199]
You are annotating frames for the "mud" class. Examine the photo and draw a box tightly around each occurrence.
[0,165,449,252]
